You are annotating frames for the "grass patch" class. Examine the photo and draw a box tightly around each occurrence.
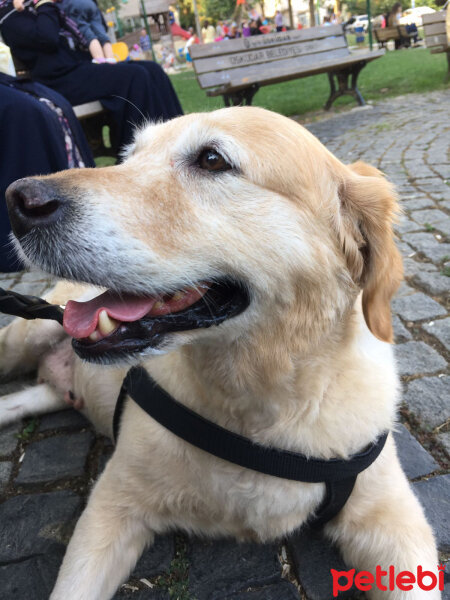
[441,265,450,277]
[17,417,38,441]
[169,48,449,118]
[94,156,116,167]
[156,537,194,600]
[424,223,435,232]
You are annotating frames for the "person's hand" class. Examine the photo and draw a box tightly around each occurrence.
[13,0,25,11]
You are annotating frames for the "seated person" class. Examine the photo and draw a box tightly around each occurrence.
[0,0,183,154]
[0,72,95,272]
[60,0,116,63]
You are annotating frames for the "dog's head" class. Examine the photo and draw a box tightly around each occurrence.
[6,107,402,364]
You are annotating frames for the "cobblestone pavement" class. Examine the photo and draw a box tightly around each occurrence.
[0,90,449,600]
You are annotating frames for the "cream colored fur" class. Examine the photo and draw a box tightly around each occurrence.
[0,107,440,599]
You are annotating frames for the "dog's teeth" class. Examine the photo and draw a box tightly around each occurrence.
[89,330,101,342]
[153,300,165,310]
[98,310,119,335]
[171,290,185,302]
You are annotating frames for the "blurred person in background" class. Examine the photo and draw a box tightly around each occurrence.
[0,0,182,154]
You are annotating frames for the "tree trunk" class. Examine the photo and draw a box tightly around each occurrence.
[309,0,315,26]
[288,0,294,28]
[192,0,202,42]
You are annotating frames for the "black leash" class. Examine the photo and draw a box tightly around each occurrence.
[114,365,388,528]
[0,287,64,325]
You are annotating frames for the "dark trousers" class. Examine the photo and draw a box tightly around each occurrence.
[37,60,183,152]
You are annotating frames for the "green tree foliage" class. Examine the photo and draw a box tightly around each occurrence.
[344,0,441,17]
[97,0,122,14]
[203,0,237,23]
[178,0,193,29]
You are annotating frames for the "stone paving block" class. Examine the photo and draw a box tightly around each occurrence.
[0,422,19,456]
[97,442,114,476]
[404,165,436,180]
[411,209,450,226]
[413,475,450,553]
[415,179,449,195]
[0,272,21,281]
[402,258,436,278]
[393,316,412,343]
[39,409,89,432]
[131,535,175,579]
[402,198,436,211]
[0,276,16,290]
[423,318,450,351]
[402,233,450,263]
[19,270,53,285]
[394,218,422,235]
[11,279,53,297]
[395,342,447,377]
[188,538,282,599]
[227,581,300,599]
[392,293,446,322]
[396,241,413,256]
[437,432,450,456]
[0,490,82,561]
[287,528,361,600]
[393,424,439,479]
[395,281,416,298]
[0,552,62,600]
[16,431,94,484]
[0,313,15,328]
[413,271,450,297]
[432,164,450,180]
[0,460,12,491]
[404,376,449,429]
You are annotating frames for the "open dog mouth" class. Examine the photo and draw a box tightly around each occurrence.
[63,279,250,362]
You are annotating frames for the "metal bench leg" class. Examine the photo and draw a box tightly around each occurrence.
[223,84,260,107]
[350,63,365,106]
[325,73,338,110]
[324,62,366,110]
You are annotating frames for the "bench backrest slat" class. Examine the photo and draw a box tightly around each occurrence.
[193,36,348,76]
[422,11,446,26]
[424,21,446,36]
[197,46,350,90]
[423,11,448,50]
[190,25,343,60]
[373,26,399,42]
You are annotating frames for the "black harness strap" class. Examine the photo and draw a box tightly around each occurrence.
[0,289,388,527]
[114,366,388,526]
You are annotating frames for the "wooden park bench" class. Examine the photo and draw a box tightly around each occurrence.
[373,25,416,49]
[189,25,384,110]
[422,10,449,76]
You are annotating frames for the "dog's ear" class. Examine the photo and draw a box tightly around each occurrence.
[337,161,403,343]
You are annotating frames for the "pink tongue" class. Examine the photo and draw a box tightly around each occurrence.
[63,290,156,338]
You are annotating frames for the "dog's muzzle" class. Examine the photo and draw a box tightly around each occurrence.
[6,178,67,239]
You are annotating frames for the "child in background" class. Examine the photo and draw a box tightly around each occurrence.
[61,0,116,63]
[139,28,152,60]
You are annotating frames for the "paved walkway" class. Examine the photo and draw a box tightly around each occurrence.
[0,91,448,600]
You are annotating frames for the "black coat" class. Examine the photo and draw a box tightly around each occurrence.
[0,3,183,152]
[0,73,95,272]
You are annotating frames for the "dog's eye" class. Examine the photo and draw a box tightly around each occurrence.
[197,148,232,172]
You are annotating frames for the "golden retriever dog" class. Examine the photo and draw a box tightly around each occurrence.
[0,107,440,600]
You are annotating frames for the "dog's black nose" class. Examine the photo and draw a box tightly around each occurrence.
[5,178,66,238]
